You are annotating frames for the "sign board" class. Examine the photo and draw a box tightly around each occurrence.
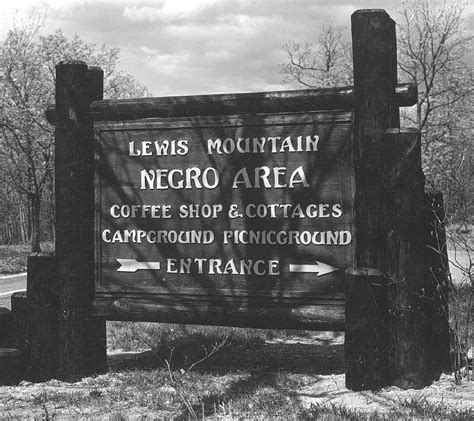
[42,10,438,386]
[95,111,354,304]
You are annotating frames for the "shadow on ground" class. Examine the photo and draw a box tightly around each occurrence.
[108,331,344,376]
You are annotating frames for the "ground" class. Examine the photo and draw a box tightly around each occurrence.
[1,331,473,419]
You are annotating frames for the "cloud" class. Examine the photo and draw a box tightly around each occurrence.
[123,6,166,23]
[217,14,279,28]
[147,52,191,77]
[123,0,220,23]
[140,46,158,56]
[5,0,470,98]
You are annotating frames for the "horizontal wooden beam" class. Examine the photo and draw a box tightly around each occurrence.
[45,83,417,125]
[92,295,345,331]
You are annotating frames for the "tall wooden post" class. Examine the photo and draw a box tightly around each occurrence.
[346,9,399,390]
[351,9,399,269]
[55,61,106,381]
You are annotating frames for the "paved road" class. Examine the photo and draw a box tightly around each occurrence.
[0,273,26,310]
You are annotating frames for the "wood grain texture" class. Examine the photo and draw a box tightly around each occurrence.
[45,83,416,125]
[346,9,401,391]
[351,9,400,269]
[0,307,14,348]
[24,255,58,381]
[95,111,354,302]
[345,267,388,390]
[92,294,345,330]
[10,291,27,352]
[0,348,23,386]
[55,62,106,381]
[383,129,431,389]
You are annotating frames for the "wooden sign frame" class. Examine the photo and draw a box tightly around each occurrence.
[93,110,354,330]
[35,9,448,392]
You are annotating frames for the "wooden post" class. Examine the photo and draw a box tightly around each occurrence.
[85,66,108,375]
[2,293,26,385]
[0,307,14,347]
[0,349,23,385]
[345,268,388,390]
[347,9,400,390]
[11,292,28,351]
[383,128,432,388]
[424,192,451,375]
[351,9,399,269]
[55,61,106,381]
[24,255,58,381]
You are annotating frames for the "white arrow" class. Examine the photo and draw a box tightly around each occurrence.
[116,259,161,273]
[289,261,339,277]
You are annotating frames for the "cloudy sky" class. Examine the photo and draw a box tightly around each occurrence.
[1,0,473,96]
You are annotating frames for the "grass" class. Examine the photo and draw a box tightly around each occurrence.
[105,321,340,375]
[102,321,472,419]
[1,315,472,419]
[2,367,472,420]
[397,396,474,420]
[0,241,54,274]
[302,400,474,420]
[107,321,285,352]
[3,367,306,419]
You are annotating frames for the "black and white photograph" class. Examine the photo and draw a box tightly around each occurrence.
[0,0,472,418]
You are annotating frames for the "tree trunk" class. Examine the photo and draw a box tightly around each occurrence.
[29,193,42,253]
[48,178,56,243]
[19,204,28,244]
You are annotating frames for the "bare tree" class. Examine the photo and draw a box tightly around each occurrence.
[0,12,150,252]
[397,0,473,221]
[280,1,473,220]
[398,0,473,132]
[0,12,53,252]
[280,22,352,88]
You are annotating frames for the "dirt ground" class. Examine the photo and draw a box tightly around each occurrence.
[1,332,472,419]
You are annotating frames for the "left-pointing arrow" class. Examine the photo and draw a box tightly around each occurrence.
[116,259,161,273]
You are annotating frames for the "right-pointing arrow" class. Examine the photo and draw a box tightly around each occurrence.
[116,259,161,273]
[289,261,339,277]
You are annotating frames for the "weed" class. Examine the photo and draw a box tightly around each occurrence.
[302,402,366,420]
[450,282,473,382]
[399,396,474,420]
[148,334,230,419]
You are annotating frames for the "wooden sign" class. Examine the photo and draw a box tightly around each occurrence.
[95,110,354,306]
[41,9,442,389]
